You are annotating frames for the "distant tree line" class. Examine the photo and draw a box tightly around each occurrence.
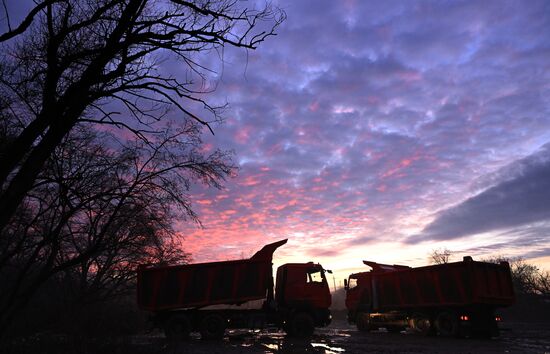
[0,0,284,339]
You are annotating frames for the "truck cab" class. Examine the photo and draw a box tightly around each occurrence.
[345,261,409,323]
[345,272,372,323]
[275,262,332,336]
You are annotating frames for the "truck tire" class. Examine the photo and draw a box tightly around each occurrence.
[435,311,458,337]
[164,315,191,340]
[289,312,315,338]
[200,314,226,340]
[356,312,374,332]
[409,313,432,335]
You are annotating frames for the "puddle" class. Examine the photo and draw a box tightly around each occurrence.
[263,343,279,350]
[311,342,346,353]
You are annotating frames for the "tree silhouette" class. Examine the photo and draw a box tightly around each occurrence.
[0,0,283,337]
[0,0,284,234]
[0,124,234,336]
[483,256,550,296]
[429,247,452,264]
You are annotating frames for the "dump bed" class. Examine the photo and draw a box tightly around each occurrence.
[137,239,287,311]
[372,259,515,310]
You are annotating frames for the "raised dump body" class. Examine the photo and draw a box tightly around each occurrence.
[373,259,515,310]
[137,239,285,311]
[345,257,515,337]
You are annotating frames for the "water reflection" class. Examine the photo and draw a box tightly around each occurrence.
[311,342,346,353]
[230,329,349,353]
[261,336,347,353]
[163,322,353,353]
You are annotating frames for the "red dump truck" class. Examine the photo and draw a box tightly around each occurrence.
[345,257,515,337]
[137,239,331,339]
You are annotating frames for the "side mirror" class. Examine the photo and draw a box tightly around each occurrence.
[344,278,348,290]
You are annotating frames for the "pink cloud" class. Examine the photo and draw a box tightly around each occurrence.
[234,125,254,145]
[398,70,423,83]
[240,175,262,186]
[381,155,421,179]
[309,101,320,112]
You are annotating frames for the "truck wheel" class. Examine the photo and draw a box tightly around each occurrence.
[356,312,374,332]
[435,312,458,337]
[410,313,432,335]
[164,315,191,340]
[200,314,225,340]
[290,312,315,338]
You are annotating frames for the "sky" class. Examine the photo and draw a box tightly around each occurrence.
[2,0,549,282]
[174,0,550,281]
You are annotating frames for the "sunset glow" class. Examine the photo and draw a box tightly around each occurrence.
[174,0,550,280]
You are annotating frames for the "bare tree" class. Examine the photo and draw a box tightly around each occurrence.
[0,123,235,336]
[429,247,453,264]
[483,256,550,296]
[0,1,282,337]
[536,269,550,296]
[0,0,284,234]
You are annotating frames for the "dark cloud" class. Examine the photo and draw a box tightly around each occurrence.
[411,145,550,242]
[523,247,550,260]
[449,222,550,260]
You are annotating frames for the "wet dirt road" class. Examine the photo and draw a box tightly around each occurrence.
[138,320,550,354]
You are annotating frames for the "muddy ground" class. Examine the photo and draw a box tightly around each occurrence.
[129,320,550,354]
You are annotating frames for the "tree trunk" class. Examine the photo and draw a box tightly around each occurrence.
[0,115,51,188]
[0,119,73,234]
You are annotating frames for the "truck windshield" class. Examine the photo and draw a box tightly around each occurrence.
[348,277,357,289]
[307,269,325,283]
